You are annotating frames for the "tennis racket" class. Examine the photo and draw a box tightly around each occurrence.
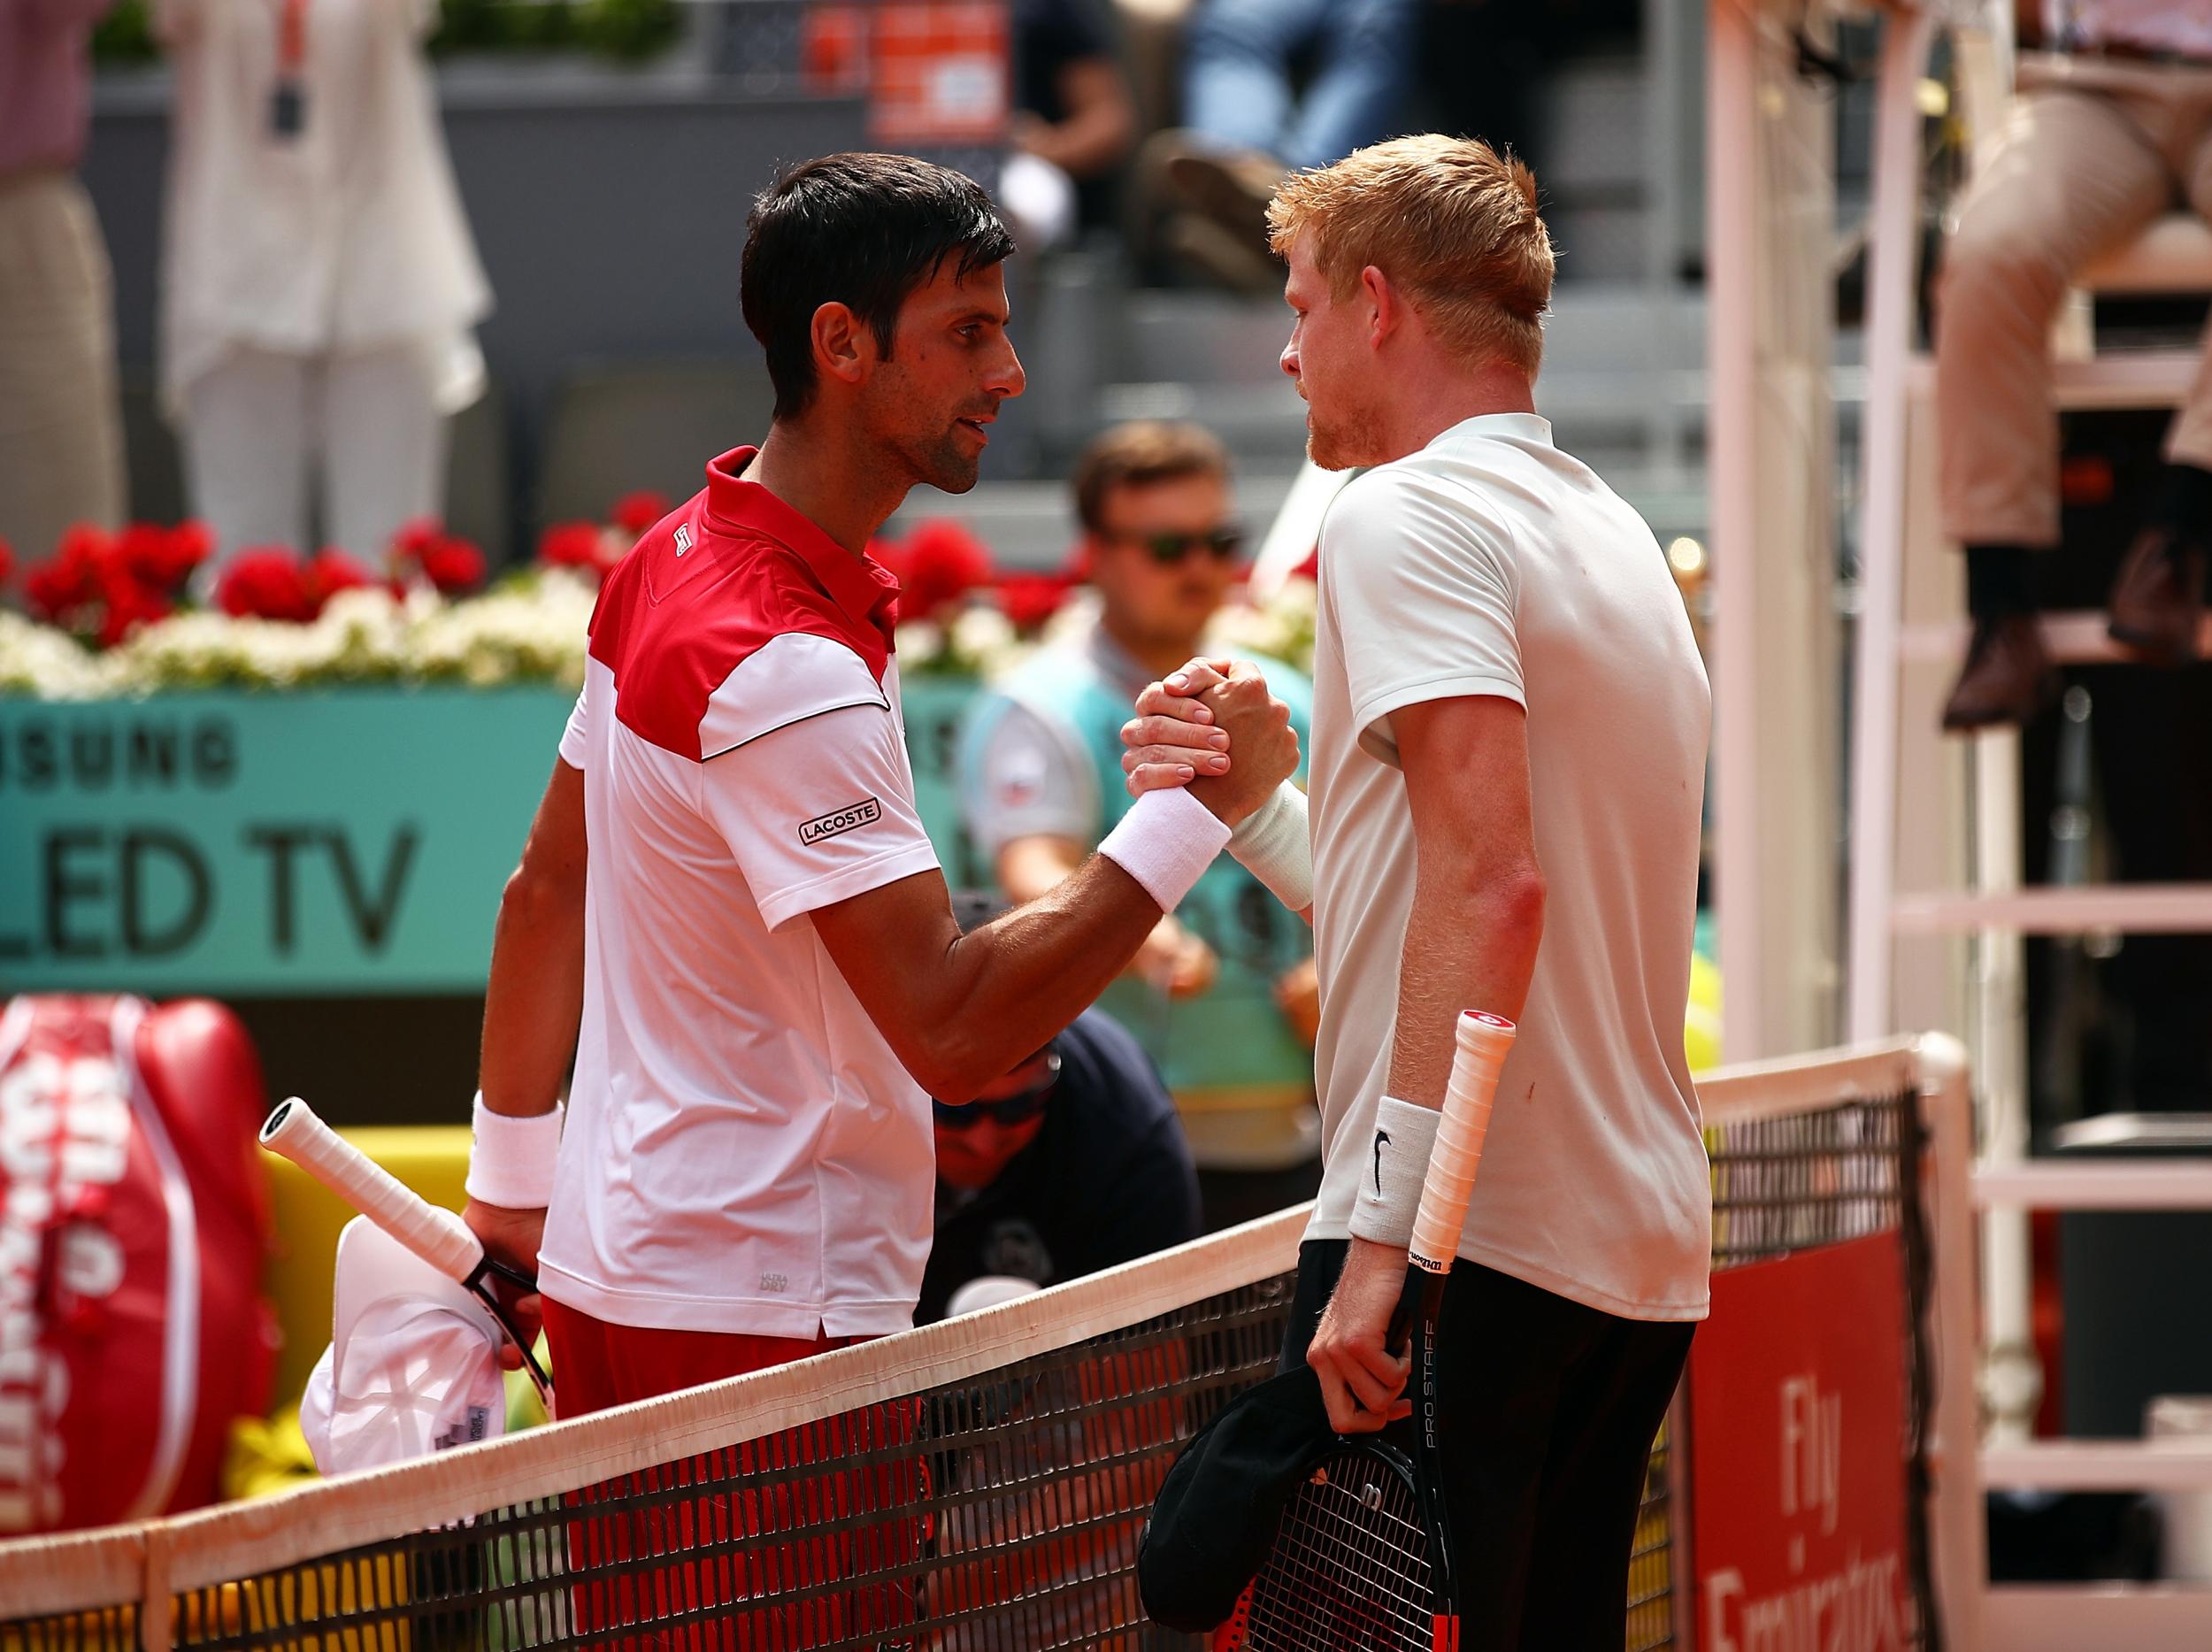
[1215,1010,1517,1652]
[259,1096,555,1405]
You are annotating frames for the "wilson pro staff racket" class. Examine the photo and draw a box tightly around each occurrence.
[1217,1010,1516,1652]
[260,1096,554,1404]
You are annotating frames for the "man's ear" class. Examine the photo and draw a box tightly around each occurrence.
[1360,265,1399,350]
[810,300,872,389]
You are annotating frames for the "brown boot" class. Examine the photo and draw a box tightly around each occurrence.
[2107,526,2208,664]
[1160,139,1286,262]
[1941,614,2058,733]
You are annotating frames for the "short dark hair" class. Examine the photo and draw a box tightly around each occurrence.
[741,153,1016,419]
[1072,421,1232,534]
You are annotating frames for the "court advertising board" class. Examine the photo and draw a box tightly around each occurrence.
[0,691,572,995]
[0,680,987,998]
[1689,1230,1915,1652]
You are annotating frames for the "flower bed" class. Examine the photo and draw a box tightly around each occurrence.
[1,507,1320,700]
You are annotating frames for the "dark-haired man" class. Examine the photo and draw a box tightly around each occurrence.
[919,1008,1200,1325]
[458,153,1299,1414]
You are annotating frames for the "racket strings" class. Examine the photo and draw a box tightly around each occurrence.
[1236,1453,1433,1650]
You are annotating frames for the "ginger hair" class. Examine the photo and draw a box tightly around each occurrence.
[1267,134,1555,378]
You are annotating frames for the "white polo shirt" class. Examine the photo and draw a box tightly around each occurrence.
[1307,414,1713,1322]
[537,448,944,1339]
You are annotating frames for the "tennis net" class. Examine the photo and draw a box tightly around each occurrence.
[0,1038,1968,1651]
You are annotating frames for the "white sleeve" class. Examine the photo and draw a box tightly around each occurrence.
[1324,469,1524,768]
[960,697,1097,859]
[700,703,942,931]
[557,687,588,769]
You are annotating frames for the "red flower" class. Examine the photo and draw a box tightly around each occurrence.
[388,518,488,596]
[611,491,670,538]
[24,563,75,624]
[390,517,446,564]
[309,548,374,604]
[538,522,602,569]
[217,548,318,622]
[0,536,14,589]
[25,524,124,637]
[889,519,995,622]
[996,572,1071,632]
[19,519,218,646]
[111,520,211,595]
[418,537,486,595]
[537,520,624,586]
[96,579,171,648]
[167,519,215,575]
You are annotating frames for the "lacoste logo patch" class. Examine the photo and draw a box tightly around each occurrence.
[799,796,881,846]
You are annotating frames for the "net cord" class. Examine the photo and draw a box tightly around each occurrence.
[0,1033,1941,1634]
[3,1204,1309,1617]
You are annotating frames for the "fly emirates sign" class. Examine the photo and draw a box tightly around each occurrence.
[1691,1231,1916,1652]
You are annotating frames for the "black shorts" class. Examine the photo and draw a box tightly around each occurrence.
[1280,1241,1695,1652]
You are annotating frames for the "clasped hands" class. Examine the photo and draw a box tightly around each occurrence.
[1118,657,1299,823]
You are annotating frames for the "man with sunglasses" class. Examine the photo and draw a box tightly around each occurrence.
[957,420,1320,1230]
[919,1005,1201,1324]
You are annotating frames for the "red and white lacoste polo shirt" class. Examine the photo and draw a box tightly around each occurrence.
[536,448,943,1339]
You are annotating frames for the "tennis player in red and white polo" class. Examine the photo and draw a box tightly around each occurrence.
[458,153,1298,1416]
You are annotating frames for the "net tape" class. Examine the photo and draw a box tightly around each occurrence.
[0,1042,1940,1652]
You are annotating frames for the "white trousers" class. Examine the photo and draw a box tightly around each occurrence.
[181,338,448,567]
[0,171,125,568]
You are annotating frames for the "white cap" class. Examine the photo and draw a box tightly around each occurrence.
[301,1216,508,1475]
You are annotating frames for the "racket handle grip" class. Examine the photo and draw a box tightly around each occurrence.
[260,1096,484,1284]
[1409,1010,1516,1275]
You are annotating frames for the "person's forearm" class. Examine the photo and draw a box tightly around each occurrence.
[1383,864,1544,1111]
[477,870,585,1118]
[1027,109,1127,176]
[923,857,1169,1101]
[1027,62,1135,176]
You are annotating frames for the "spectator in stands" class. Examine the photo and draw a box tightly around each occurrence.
[0,0,126,575]
[1002,0,1138,251]
[1145,0,1417,288]
[1938,0,2212,728]
[157,0,492,570]
[919,1006,1202,1324]
[956,421,1321,1229]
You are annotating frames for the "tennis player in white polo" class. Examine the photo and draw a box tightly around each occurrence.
[1122,135,1712,1650]
[457,153,1297,1418]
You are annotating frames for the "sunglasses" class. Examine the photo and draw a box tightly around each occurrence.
[1114,526,1246,565]
[933,1049,1061,1130]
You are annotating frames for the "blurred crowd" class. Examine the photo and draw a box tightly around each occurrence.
[0,0,1637,584]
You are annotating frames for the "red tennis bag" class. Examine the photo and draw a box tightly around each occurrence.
[0,995,277,1533]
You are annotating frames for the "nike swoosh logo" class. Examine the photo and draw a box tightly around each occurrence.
[1373,1129,1390,1196]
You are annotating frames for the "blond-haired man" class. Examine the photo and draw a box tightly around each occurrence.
[1125,135,1712,1648]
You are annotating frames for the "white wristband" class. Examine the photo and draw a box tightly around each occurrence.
[1347,1096,1442,1249]
[1098,785,1232,912]
[1227,782,1312,912]
[465,1093,563,1209]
